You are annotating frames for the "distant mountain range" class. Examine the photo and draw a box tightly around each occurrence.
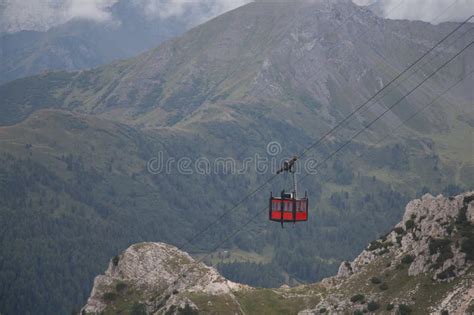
[0,0,472,314]
[0,0,208,84]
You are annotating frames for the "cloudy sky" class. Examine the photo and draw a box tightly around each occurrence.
[0,0,252,33]
[0,0,473,33]
[353,0,474,23]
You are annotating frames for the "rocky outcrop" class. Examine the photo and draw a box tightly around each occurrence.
[337,192,473,281]
[81,242,246,314]
[321,192,474,314]
[83,192,474,314]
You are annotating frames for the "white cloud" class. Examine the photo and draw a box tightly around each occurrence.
[352,0,378,5]
[354,0,474,24]
[1,0,472,34]
[132,0,251,24]
[66,0,116,22]
[0,0,251,33]
[0,0,117,32]
[136,0,183,18]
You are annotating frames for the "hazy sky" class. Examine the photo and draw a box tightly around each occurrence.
[0,0,116,32]
[0,0,252,33]
[353,0,474,23]
[0,0,473,33]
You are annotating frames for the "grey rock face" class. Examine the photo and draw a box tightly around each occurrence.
[322,192,474,314]
[337,261,353,278]
[467,200,474,224]
[338,192,473,280]
[81,242,245,314]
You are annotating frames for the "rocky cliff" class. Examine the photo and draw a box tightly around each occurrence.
[81,242,247,314]
[82,192,473,314]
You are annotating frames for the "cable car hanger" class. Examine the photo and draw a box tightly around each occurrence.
[270,156,309,228]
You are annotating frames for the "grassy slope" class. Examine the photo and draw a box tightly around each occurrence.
[94,254,472,314]
[0,110,194,314]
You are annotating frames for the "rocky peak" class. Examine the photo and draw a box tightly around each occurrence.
[81,242,245,314]
[330,192,474,314]
[338,192,474,281]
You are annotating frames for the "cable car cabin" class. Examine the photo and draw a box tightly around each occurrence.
[269,191,308,224]
[270,156,309,227]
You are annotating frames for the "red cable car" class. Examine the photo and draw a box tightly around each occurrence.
[269,156,309,227]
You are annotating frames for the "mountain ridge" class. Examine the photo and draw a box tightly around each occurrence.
[1,0,472,129]
[0,0,208,84]
[0,1,473,314]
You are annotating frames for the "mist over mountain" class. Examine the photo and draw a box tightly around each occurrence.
[1,0,471,35]
[1,0,471,84]
[0,0,251,83]
[0,0,472,314]
[0,0,251,34]
[353,0,474,23]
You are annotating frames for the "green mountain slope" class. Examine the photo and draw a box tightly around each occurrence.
[0,110,186,313]
[1,1,472,129]
[0,1,472,314]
